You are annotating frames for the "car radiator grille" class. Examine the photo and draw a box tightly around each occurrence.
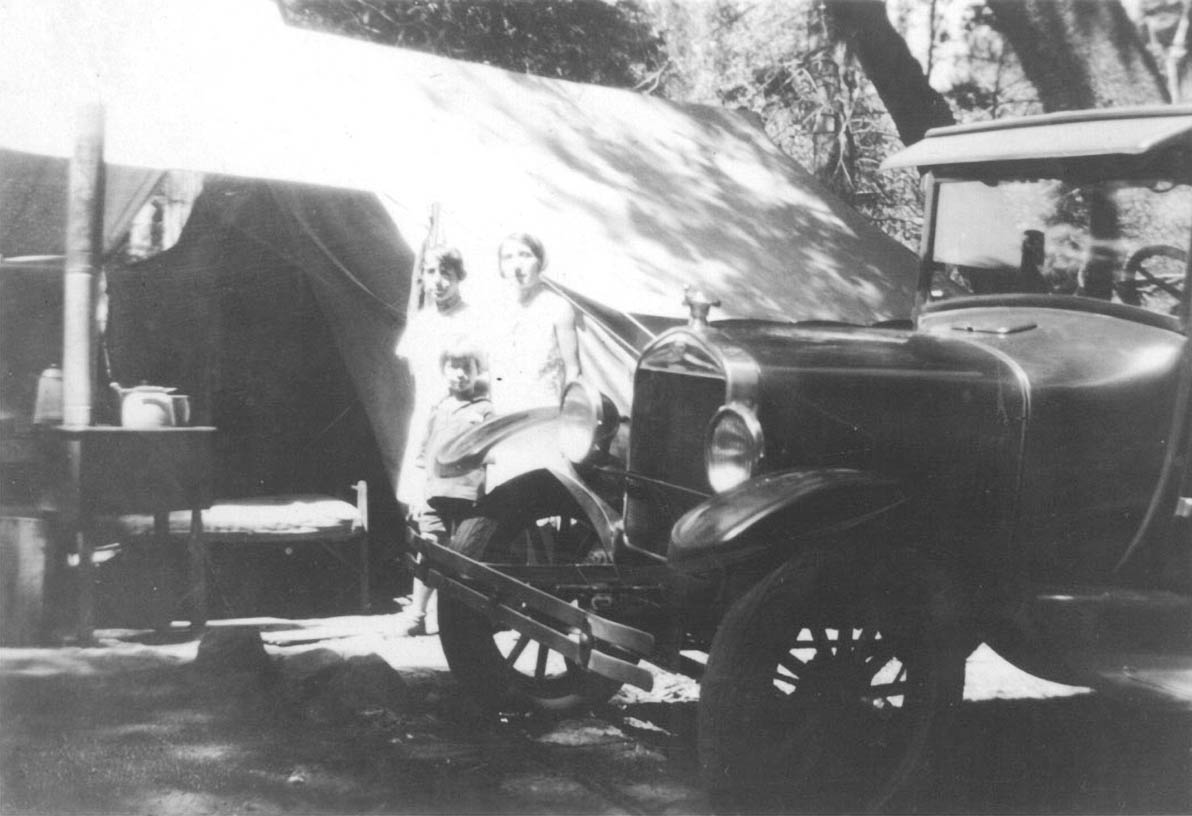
[625,368,726,552]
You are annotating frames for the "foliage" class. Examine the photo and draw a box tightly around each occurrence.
[280,0,666,89]
[651,0,923,246]
[985,0,1167,110]
[918,2,1041,120]
[280,0,1185,250]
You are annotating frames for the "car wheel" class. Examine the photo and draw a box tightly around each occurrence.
[438,508,625,714]
[699,547,969,814]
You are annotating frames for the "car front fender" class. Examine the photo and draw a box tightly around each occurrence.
[435,406,558,478]
[668,468,908,574]
[473,465,624,560]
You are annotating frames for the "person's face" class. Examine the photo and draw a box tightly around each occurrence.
[499,240,542,293]
[443,357,478,396]
[1044,230,1085,293]
[422,260,461,307]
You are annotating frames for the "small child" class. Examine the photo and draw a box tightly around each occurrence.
[394,339,494,637]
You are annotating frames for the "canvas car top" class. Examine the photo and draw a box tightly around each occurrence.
[882,105,1192,170]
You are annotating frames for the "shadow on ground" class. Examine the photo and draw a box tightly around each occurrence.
[0,618,707,815]
[2,620,1189,815]
[609,690,1192,814]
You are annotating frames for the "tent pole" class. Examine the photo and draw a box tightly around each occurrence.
[61,103,105,428]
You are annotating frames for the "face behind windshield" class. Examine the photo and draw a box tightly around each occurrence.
[928,178,1190,319]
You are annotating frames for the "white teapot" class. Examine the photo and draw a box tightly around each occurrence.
[110,382,182,428]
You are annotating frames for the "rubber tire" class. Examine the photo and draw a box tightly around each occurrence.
[698,547,968,814]
[438,512,625,714]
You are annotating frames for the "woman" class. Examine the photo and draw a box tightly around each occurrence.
[393,245,478,636]
[488,232,580,413]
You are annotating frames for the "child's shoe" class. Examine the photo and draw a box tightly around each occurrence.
[393,610,427,637]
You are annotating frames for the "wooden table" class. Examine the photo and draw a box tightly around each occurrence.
[41,426,214,642]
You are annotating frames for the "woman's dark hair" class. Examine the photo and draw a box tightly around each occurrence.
[499,233,546,268]
[424,245,466,281]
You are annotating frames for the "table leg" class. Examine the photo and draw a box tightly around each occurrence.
[360,534,370,613]
[66,439,94,645]
[75,521,94,645]
[151,510,171,631]
[188,507,207,628]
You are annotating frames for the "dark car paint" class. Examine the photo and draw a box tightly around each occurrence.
[668,468,907,572]
[662,319,1026,574]
[422,107,1192,711]
[669,301,1181,560]
[922,305,1183,578]
[659,293,1191,700]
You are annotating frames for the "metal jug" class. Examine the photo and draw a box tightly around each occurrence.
[33,365,63,424]
[110,382,177,428]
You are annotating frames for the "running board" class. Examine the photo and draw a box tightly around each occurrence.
[410,538,658,692]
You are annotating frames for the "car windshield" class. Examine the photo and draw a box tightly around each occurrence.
[928,177,1190,319]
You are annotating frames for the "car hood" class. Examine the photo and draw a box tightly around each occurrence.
[702,303,1184,567]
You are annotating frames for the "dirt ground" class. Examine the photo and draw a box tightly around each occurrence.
[2,613,1190,815]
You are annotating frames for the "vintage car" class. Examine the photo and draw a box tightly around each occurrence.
[411,106,1192,812]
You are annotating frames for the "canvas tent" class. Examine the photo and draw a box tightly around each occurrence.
[0,0,918,501]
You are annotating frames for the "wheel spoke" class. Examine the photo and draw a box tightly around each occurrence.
[862,664,910,708]
[443,512,625,716]
[525,525,542,565]
[777,650,806,681]
[508,530,530,563]
[527,521,558,565]
[862,637,898,670]
[854,627,878,649]
[539,522,557,561]
[865,675,909,700]
[504,633,531,668]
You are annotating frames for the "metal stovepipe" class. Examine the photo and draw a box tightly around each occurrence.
[61,103,105,428]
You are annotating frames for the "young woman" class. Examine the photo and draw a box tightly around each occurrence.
[488,233,580,413]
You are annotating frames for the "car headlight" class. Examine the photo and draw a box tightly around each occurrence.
[705,403,763,493]
[559,380,617,464]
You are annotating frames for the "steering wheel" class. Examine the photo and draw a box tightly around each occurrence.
[1124,244,1187,302]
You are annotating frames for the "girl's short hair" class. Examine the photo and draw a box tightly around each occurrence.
[439,337,488,373]
[499,232,547,268]
[423,245,466,281]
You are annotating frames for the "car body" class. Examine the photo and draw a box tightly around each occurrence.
[412,106,1192,811]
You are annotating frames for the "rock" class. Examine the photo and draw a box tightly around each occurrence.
[194,626,273,678]
[280,651,408,723]
[325,654,408,713]
[281,647,345,682]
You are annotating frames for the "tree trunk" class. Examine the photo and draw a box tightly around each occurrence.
[1137,0,1192,103]
[987,0,1169,111]
[824,0,955,146]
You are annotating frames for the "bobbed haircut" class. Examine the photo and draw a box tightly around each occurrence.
[498,232,547,268]
[423,245,466,281]
[439,336,488,373]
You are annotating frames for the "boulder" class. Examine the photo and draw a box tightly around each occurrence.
[325,653,408,713]
[194,626,273,677]
[279,650,408,723]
